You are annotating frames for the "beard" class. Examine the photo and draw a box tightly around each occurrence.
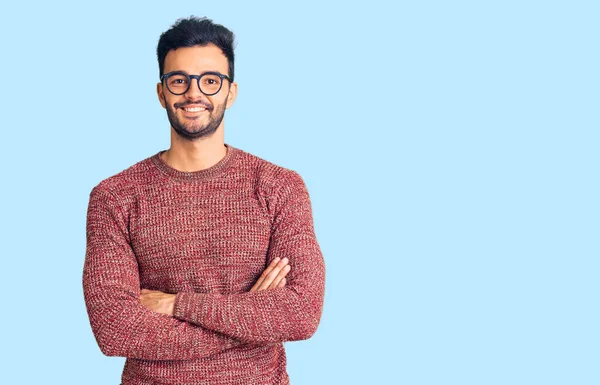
[166,98,227,141]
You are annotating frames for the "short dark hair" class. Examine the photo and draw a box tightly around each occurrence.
[156,16,235,81]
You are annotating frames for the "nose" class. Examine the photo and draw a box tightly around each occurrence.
[185,77,203,99]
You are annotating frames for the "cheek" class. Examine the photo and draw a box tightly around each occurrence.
[163,95,181,110]
[211,95,228,108]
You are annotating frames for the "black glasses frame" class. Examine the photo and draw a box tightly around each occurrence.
[160,71,232,96]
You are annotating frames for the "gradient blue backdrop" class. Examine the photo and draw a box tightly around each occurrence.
[1,1,598,384]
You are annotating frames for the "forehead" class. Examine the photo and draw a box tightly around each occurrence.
[163,43,229,74]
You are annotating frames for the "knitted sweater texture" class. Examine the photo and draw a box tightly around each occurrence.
[82,144,325,385]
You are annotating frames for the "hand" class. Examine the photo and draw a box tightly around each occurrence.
[140,289,176,316]
[249,257,291,292]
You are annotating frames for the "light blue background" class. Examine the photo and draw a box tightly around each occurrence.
[1,1,598,384]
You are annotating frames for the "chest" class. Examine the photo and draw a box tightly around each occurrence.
[129,184,272,293]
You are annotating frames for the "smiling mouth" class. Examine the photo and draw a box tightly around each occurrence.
[182,106,207,112]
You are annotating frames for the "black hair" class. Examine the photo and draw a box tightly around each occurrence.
[157,16,235,81]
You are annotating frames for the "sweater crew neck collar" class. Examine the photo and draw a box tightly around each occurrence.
[151,143,237,182]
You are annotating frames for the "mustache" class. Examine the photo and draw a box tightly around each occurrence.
[174,101,213,111]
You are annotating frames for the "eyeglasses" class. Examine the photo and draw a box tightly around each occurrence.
[160,71,232,96]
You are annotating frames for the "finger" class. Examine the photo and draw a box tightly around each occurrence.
[250,257,284,292]
[250,257,280,291]
[257,258,288,290]
[269,264,291,289]
[257,258,289,291]
[268,264,291,289]
[277,277,286,288]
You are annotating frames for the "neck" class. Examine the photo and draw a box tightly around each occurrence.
[161,127,227,172]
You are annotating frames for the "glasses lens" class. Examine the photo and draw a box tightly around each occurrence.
[199,74,223,95]
[166,73,189,94]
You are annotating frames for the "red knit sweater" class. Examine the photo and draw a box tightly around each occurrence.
[83,144,325,385]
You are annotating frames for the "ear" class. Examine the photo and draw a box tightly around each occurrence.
[157,82,167,109]
[225,82,238,109]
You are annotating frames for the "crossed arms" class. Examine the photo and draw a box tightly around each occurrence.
[139,256,291,315]
[82,171,325,360]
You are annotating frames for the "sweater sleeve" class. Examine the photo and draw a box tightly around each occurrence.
[83,186,245,360]
[172,170,326,343]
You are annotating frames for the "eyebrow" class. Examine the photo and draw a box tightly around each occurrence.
[166,70,226,76]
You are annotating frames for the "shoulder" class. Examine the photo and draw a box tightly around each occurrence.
[90,154,158,200]
[232,146,306,196]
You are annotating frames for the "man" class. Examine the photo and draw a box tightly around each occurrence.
[82,16,325,385]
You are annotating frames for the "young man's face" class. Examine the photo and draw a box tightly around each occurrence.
[157,44,237,141]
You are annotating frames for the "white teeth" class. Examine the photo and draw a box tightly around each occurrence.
[184,107,205,112]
